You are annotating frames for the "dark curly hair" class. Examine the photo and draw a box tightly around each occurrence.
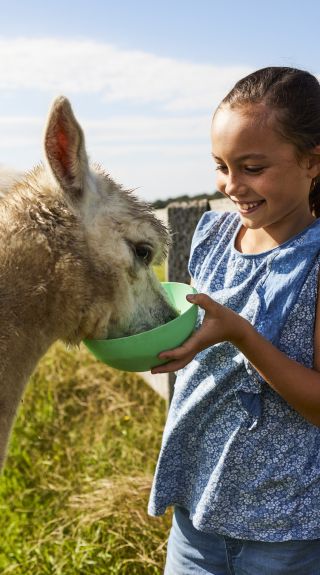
[217,67,320,216]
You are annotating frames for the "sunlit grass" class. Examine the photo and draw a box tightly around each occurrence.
[153,262,166,282]
[0,343,172,574]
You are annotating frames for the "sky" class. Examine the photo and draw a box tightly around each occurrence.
[0,0,319,202]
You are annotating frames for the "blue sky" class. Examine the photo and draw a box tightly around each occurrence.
[0,0,319,201]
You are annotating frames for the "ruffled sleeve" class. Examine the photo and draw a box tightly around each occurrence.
[188,211,239,280]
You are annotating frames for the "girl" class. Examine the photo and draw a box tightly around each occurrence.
[149,67,320,574]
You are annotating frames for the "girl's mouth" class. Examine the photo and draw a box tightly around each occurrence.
[236,200,265,214]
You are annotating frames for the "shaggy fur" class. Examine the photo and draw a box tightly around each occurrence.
[0,97,176,467]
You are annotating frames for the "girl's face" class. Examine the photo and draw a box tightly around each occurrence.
[211,104,319,241]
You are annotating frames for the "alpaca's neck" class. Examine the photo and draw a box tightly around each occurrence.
[0,235,68,467]
[0,197,94,468]
[0,327,54,468]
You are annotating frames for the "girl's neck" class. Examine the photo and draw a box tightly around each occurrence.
[236,213,317,255]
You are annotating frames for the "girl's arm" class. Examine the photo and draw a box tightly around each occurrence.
[151,292,320,427]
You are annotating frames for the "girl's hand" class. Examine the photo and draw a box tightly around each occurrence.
[151,293,249,374]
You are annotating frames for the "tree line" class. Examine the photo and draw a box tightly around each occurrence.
[151,190,224,209]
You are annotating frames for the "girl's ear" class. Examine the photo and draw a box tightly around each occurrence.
[307,145,320,178]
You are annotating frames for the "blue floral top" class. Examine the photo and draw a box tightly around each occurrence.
[148,211,320,542]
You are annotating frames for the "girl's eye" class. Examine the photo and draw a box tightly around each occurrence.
[245,166,264,173]
[215,164,228,173]
[214,164,265,174]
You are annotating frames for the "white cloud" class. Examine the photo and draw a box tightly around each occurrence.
[83,114,211,144]
[0,37,251,111]
[0,113,211,153]
[0,37,253,199]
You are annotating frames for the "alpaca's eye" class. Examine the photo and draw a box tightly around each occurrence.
[134,243,153,265]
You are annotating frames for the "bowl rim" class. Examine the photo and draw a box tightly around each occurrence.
[84,281,197,345]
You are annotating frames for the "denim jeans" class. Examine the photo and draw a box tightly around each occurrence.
[164,506,320,575]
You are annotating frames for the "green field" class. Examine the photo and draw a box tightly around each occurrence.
[153,263,166,283]
[0,343,172,574]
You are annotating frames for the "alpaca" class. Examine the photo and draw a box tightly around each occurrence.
[0,97,177,468]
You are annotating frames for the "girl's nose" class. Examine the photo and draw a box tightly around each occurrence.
[224,173,241,197]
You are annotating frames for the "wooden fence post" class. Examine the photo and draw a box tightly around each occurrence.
[141,198,234,403]
[166,199,211,403]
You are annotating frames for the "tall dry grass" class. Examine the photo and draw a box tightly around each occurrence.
[0,342,172,574]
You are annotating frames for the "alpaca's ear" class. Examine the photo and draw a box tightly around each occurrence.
[44,96,90,199]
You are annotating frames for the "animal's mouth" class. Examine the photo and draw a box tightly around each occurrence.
[151,301,180,329]
[109,303,179,339]
[165,304,180,322]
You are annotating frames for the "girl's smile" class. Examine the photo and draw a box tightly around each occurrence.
[236,199,266,214]
[211,104,319,252]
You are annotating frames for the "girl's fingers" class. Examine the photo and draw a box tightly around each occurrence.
[187,292,216,310]
[158,349,180,360]
[152,345,195,374]
[158,338,197,360]
[151,357,188,374]
[151,293,218,374]
[158,350,187,362]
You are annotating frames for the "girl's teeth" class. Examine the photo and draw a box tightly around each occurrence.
[241,202,261,210]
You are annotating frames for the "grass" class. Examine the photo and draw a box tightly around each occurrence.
[0,343,172,574]
[152,263,166,283]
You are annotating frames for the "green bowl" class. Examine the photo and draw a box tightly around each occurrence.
[83,282,198,372]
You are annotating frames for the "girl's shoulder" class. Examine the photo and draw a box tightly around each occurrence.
[189,210,239,279]
[191,210,239,248]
